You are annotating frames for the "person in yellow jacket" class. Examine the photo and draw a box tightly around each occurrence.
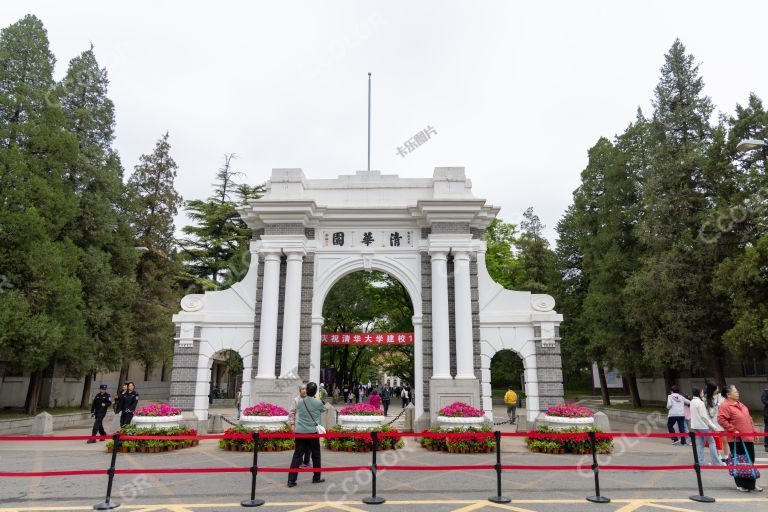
[504,386,518,424]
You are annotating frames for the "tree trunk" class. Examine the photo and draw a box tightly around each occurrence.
[161,361,168,382]
[24,370,44,416]
[144,363,151,382]
[118,364,129,386]
[597,364,611,406]
[662,369,676,394]
[627,373,642,408]
[80,373,93,410]
[713,358,726,387]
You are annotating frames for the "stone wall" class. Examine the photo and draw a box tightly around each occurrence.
[535,340,565,411]
[169,341,200,411]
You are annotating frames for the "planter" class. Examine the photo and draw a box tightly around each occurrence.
[337,415,385,430]
[131,415,183,429]
[436,416,486,430]
[240,415,290,431]
[540,414,594,431]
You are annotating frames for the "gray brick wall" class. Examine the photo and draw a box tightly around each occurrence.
[535,340,565,411]
[420,252,432,411]
[447,256,456,376]
[274,256,287,377]
[169,341,200,411]
[265,223,305,235]
[470,228,485,240]
[298,254,314,381]
[304,228,315,240]
[470,254,480,379]
[431,222,470,235]
[251,254,265,380]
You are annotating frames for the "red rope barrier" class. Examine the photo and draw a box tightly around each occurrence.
[377,465,495,471]
[258,466,370,473]
[0,469,105,477]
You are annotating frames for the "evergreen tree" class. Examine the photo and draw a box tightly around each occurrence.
[484,218,525,289]
[57,46,139,405]
[126,133,183,378]
[179,154,264,291]
[0,15,83,414]
[517,207,555,293]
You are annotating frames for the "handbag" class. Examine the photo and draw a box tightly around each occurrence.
[728,439,760,479]
[302,398,326,435]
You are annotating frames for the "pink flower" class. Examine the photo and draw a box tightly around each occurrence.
[242,402,289,417]
[545,403,593,418]
[134,403,182,417]
[437,401,484,417]
[339,403,384,416]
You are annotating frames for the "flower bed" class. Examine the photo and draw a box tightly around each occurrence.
[132,403,183,428]
[419,426,496,454]
[219,424,295,452]
[106,425,198,453]
[240,402,290,430]
[541,403,595,430]
[242,402,290,417]
[525,426,613,455]
[337,403,386,430]
[545,403,593,418]
[325,425,403,453]
[435,401,487,430]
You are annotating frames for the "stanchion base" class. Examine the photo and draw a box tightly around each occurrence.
[586,495,611,504]
[240,498,265,507]
[488,495,512,504]
[689,495,716,503]
[93,502,120,510]
[362,496,386,505]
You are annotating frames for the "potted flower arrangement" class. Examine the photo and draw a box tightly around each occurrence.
[540,403,594,430]
[324,424,403,452]
[435,401,486,430]
[131,403,183,429]
[337,403,385,430]
[219,424,295,452]
[105,425,198,453]
[524,425,613,455]
[420,425,496,453]
[240,402,290,431]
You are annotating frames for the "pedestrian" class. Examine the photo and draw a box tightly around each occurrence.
[368,389,381,409]
[683,393,692,433]
[357,385,365,404]
[235,384,243,420]
[705,382,730,461]
[342,387,349,404]
[381,383,391,416]
[504,385,518,424]
[347,389,354,404]
[762,385,768,453]
[287,382,327,487]
[120,382,139,427]
[87,384,112,444]
[289,385,311,468]
[112,382,128,431]
[666,385,690,445]
[401,386,410,408]
[717,384,763,492]
[689,386,724,466]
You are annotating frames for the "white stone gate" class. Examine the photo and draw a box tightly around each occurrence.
[171,168,563,425]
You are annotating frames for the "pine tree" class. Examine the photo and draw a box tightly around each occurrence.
[127,133,183,378]
[57,46,138,405]
[484,218,525,289]
[516,207,555,293]
[179,154,264,291]
[0,15,83,414]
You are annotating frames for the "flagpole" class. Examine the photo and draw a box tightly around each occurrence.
[367,72,371,172]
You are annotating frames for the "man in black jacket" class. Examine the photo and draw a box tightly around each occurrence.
[88,385,112,443]
[120,382,139,427]
[762,386,768,452]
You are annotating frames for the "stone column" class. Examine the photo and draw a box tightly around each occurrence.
[430,250,451,379]
[310,316,323,384]
[453,250,474,379]
[413,315,425,420]
[279,251,304,377]
[256,251,281,379]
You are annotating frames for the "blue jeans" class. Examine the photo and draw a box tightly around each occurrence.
[693,429,720,465]
[667,416,687,444]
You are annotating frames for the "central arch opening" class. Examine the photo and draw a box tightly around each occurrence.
[319,270,415,420]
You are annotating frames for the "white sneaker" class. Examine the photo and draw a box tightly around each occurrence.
[736,486,750,492]
[752,486,763,492]
[672,440,680,446]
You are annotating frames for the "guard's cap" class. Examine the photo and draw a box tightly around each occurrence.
[99,384,108,390]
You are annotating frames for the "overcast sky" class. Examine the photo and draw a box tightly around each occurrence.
[5,1,768,243]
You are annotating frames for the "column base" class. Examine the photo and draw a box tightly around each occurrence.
[250,378,302,413]
[429,377,480,423]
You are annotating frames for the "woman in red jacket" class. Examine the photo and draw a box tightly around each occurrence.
[717,384,763,492]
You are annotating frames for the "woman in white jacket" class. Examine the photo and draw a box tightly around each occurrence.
[690,387,725,466]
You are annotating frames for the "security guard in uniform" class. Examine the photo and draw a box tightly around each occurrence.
[88,384,112,443]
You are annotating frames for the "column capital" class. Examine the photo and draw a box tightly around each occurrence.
[262,250,282,262]
[428,249,448,260]
[453,250,471,261]
[285,251,305,261]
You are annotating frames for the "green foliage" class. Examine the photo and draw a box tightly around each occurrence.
[325,425,403,451]
[219,423,295,452]
[419,425,496,453]
[525,426,612,454]
[179,154,264,290]
[484,218,525,289]
[489,350,523,389]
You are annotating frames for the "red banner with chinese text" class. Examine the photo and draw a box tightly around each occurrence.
[321,332,414,345]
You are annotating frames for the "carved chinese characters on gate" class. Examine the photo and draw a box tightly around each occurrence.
[321,230,414,249]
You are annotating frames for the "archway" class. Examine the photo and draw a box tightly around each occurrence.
[319,270,415,418]
[489,349,525,419]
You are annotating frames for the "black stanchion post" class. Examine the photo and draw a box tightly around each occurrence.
[688,431,715,503]
[488,430,511,504]
[363,431,385,505]
[241,431,265,507]
[93,433,121,510]
[586,431,610,504]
